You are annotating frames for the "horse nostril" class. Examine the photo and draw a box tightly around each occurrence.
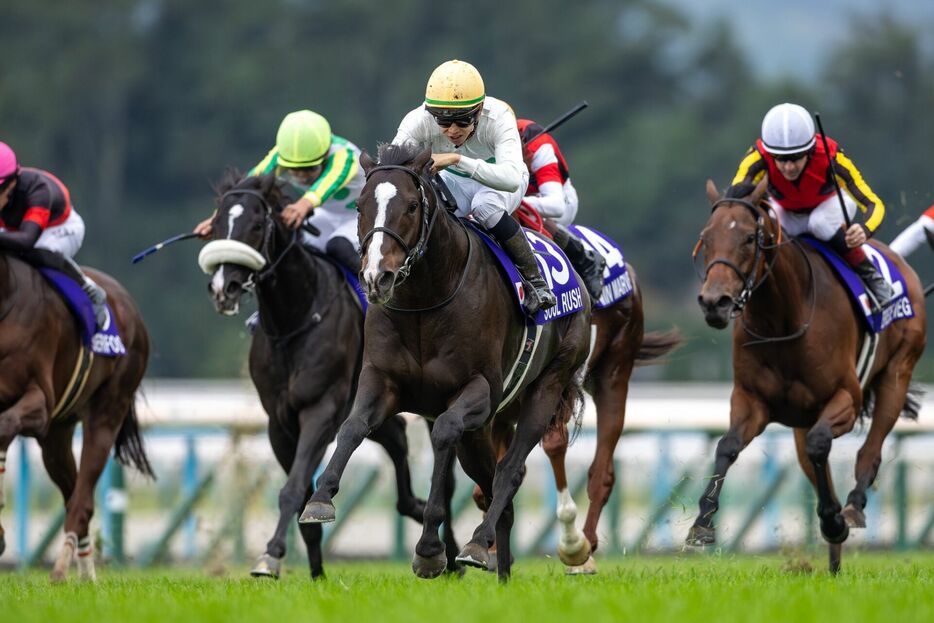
[376,270,395,294]
[224,281,242,298]
[715,295,733,310]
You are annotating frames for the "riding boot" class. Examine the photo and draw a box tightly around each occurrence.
[853,257,894,310]
[325,237,362,275]
[552,224,606,301]
[62,257,109,329]
[489,215,556,314]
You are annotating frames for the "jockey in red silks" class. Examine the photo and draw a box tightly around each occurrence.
[517,118,605,299]
[729,103,893,308]
[890,204,934,259]
[0,142,108,328]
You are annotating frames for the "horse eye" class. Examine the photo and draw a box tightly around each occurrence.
[407,201,419,214]
[745,233,756,244]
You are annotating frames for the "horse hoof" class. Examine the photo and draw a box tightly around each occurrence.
[557,539,592,567]
[250,553,283,579]
[411,551,448,579]
[299,501,336,524]
[821,517,849,545]
[455,542,490,570]
[565,555,598,576]
[842,504,866,529]
[684,524,715,547]
[829,542,843,575]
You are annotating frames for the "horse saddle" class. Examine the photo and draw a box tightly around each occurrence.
[37,268,126,357]
[566,224,634,309]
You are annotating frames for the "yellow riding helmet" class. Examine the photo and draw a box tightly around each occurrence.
[424,60,485,113]
[276,110,332,168]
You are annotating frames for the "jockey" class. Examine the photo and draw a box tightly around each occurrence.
[517,118,606,299]
[0,142,108,328]
[890,204,934,258]
[195,109,363,273]
[729,103,893,308]
[392,60,557,314]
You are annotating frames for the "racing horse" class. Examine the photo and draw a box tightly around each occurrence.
[299,142,593,582]
[200,171,433,579]
[0,255,152,582]
[689,179,925,573]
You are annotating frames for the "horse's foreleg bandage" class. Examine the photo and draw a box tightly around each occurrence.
[51,532,78,582]
[77,535,96,582]
[555,487,590,566]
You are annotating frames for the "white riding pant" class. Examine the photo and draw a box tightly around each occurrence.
[770,194,857,241]
[35,208,86,259]
[300,207,359,252]
[889,214,934,258]
[439,169,530,229]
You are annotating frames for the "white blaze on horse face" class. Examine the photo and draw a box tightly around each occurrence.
[226,204,245,240]
[363,182,398,284]
[728,220,737,230]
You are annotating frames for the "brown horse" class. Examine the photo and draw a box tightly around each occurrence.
[0,255,152,581]
[299,143,593,581]
[688,179,925,572]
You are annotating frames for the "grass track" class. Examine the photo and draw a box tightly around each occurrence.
[2,552,933,623]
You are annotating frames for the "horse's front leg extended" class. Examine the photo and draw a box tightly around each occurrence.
[686,388,768,547]
[0,383,49,558]
[412,375,491,579]
[807,388,857,546]
[299,368,399,524]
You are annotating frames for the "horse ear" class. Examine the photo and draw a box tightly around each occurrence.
[705,179,720,205]
[749,176,768,205]
[259,172,276,196]
[412,147,433,174]
[360,151,376,174]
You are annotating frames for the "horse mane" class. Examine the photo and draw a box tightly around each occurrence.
[376,141,424,166]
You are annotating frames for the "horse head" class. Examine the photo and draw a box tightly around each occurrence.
[695,177,778,329]
[357,143,436,305]
[199,172,285,315]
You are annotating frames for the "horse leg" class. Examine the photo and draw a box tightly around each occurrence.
[300,368,399,523]
[36,424,78,567]
[541,422,592,571]
[412,376,491,579]
[793,428,843,574]
[805,389,857,562]
[368,414,426,523]
[0,384,48,562]
[253,407,335,580]
[843,369,912,529]
[455,427,498,570]
[686,389,768,547]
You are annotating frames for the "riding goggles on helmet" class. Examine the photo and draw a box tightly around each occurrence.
[772,150,811,163]
[427,103,482,128]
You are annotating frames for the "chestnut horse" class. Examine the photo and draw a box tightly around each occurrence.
[0,256,152,582]
[299,143,593,581]
[688,179,925,572]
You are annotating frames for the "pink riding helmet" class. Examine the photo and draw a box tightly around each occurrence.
[0,142,19,185]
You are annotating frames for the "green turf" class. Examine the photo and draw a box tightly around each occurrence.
[2,552,933,623]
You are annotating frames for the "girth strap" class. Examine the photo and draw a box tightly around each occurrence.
[497,320,544,412]
[52,345,94,420]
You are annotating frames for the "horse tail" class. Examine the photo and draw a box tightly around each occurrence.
[550,367,587,446]
[635,329,684,367]
[860,381,924,421]
[114,395,156,479]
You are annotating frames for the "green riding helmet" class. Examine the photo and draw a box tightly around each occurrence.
[276,110,332,168]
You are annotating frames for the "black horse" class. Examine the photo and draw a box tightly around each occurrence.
[201,172,431,579]
[299,144,593,582]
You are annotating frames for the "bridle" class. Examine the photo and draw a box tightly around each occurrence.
[694,197,816,345]
[359,164,472,313]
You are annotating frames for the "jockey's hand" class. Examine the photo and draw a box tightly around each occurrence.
[282,197,314,229]
[194,217,214,239]
[430,153,461,173]
[845,223,868,248]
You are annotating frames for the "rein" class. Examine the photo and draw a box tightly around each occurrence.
[360,164,472,313]
[695,197,817,345]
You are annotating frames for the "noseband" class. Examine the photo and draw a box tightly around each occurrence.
[359,165,437,285]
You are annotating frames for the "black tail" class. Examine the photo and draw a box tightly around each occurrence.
[635,329,684,366]
[860,381,924,421]
[114,398,156,478]
[550,370,587,446]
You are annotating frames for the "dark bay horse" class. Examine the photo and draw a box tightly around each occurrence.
[688,179,925,572]
[299,143,593,581]
[0,256,152,582]
[201,172,429,579]
[479,271,682,574]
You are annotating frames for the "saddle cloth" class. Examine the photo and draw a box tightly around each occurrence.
[799,236,914,333]
[467,221,586,325]
[37,268,126,357]
[567,224,634,309]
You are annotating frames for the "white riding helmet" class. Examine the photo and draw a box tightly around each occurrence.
[760,103,816,155]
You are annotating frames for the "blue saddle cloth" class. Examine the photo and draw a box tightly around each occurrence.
[467,221,586,325]
[336,263,367,313]
[37,268,126,356]
[567,224,634,309]
[799,236,914,333]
